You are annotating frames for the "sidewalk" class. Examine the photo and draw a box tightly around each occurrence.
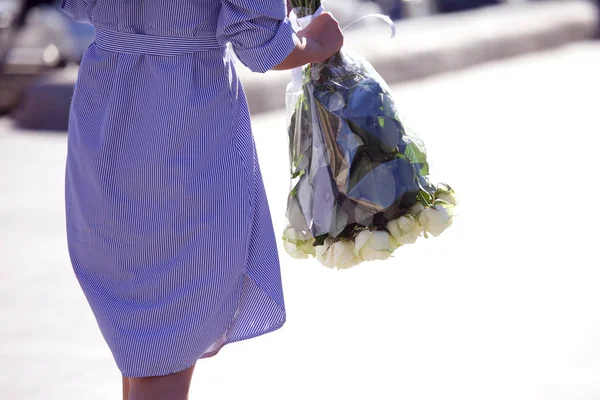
[11,0,598,129]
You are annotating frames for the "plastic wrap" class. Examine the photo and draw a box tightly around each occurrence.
[282,6,456,268]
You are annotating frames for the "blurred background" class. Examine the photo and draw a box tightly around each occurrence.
[1,0,600,399]
[1,0,596,127]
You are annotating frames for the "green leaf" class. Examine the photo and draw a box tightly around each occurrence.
[417,189,433,207]
[404,142,427,165]
[421,190,433,203]
[291,169,306,179]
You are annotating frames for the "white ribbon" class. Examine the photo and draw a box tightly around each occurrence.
[288,6,396,91]
[343,14,396,38]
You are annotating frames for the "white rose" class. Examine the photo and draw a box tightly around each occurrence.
[354,230,393,261]
[283,240,310,259]
[418,202,453,237]
[282,226,315,258]
[435,190,458,206]
[283,226,313,242]
[300,241,316,257]
[316,239,360,269]
[387,215,421,246]
[315,237,333,254]
[315,237,334,263]
[408,202,426,216]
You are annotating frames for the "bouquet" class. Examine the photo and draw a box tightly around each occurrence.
[283,0,457,269]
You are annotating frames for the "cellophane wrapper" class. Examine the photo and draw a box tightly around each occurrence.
[283,49,456,268]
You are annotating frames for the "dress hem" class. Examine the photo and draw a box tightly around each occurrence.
[120,316,286,378]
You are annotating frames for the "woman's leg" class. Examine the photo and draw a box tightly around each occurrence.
[122,376,130,400]
[127,364,196,400]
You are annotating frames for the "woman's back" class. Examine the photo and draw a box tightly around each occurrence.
[63,0,220,36]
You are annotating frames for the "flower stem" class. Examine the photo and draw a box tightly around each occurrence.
[290,0,321,14]
[417,190,431,208]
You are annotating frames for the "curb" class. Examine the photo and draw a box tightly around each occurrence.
[238,0,598,114]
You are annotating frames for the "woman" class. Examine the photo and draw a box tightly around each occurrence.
[60,0,343,398]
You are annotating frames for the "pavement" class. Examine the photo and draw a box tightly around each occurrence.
[1,41,600,400]
[8,0,599,130]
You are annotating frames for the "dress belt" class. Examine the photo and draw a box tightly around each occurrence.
[94,28,225,56]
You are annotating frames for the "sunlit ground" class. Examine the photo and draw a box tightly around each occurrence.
[1,41,599,400]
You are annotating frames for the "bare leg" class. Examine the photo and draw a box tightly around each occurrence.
[122,376,130,400]
[128,364,196,400]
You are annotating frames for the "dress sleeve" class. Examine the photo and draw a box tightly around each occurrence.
[60,0,91,23]
[216,0,299,73]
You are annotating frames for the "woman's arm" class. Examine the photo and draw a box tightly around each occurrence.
[270,36,321,71]
[216,0,342,73]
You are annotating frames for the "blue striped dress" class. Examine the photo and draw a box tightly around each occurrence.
[61,0,298,378]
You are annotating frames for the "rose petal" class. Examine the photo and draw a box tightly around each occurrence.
[386,219,402,241]
[354,230,372,256]
[437,192,457,205]
[330,240,356,269]
[368,231,392,251]
[422,205,453,237]
[361,247,391,261]
[284,241,309,259]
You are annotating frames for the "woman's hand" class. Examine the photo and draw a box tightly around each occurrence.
[296,12,344,63]
[273,12,344,70]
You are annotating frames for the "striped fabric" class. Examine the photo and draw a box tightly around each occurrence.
[94,29,224,56]
[61,0,297,378]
